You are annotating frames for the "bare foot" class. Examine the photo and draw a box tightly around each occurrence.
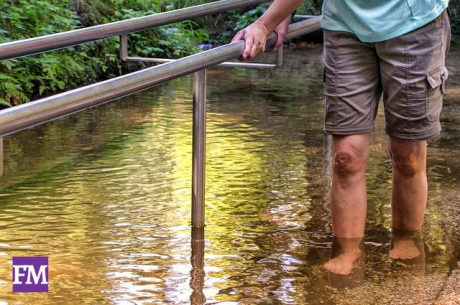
[323,251,361,275]
[389,238,420,260]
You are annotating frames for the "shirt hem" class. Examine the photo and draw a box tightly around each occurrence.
[321,3,448,43]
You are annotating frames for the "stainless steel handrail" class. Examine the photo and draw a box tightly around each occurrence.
[0,0,268,62]
[0,16,322,227]
[0,17,321,137]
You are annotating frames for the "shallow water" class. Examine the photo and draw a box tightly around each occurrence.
[0,42,459,304]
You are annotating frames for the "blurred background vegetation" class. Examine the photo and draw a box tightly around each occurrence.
[0,0,458,107]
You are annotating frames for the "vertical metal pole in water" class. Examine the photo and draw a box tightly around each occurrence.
[323,134,333,214]
[276,45,284,67]
[190,227,205,304]
[120,34,128,61]
[192,70,206,228]
[0,138,3,177]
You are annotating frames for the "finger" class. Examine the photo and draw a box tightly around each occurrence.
[261,40,266,54]
[274,34,284,52]
[249,42,258,59]
[231,31,244,43]
[242,36,254,59]
[249,40,264,59]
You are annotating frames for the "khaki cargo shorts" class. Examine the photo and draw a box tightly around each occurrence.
[322,10,451,141]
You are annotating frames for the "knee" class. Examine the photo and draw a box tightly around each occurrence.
[334,149,367,176]
[389,149,421,177]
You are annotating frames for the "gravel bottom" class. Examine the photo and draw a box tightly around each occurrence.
[331,272,446,305]
[434,262,460,305]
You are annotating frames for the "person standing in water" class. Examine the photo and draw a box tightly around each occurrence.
[232,0,451,275]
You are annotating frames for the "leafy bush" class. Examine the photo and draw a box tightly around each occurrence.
[296,0,322,15]
[233,6,267,32]
[0,0,208,108]
[450,0,460,38]
[0,0,95,106]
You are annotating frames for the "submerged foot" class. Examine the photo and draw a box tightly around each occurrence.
[323,251,362,275]
[389,238,420,260]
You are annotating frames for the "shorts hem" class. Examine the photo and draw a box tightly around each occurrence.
[385,126,441,142]
[324,126,374,136]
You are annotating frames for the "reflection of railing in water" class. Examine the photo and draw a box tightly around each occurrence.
[0,0,322,227]
[190,227,205,304]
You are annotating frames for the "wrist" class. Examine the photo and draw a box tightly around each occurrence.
[255,19,274,34]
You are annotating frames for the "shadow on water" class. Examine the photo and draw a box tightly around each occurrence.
[0,41,459,304]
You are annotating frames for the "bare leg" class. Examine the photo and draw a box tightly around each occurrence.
[324,134,369,274]
[388,138,427,259]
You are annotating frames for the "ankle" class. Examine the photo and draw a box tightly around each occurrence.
[341,249,362,257]
[391,227,422,240]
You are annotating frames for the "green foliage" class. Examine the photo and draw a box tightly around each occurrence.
[0,0,92,106]
[449,0,460,38]
[0,0,209,108]
[296,0,322,16]
[114,7,207,59]
[233,6,267,32]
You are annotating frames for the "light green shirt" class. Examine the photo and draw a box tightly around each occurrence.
[321,0,449,42]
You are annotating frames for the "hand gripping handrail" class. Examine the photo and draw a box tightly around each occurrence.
[0,0,269,62]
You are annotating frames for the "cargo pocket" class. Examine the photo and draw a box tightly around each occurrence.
[323,67,338,127]
[426,66,448,121]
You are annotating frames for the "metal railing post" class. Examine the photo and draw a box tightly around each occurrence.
[120,34,128,61]
[0,138,3,177]
[190,227,205,304]
[277,45,284,67]
[192,69,207,227]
